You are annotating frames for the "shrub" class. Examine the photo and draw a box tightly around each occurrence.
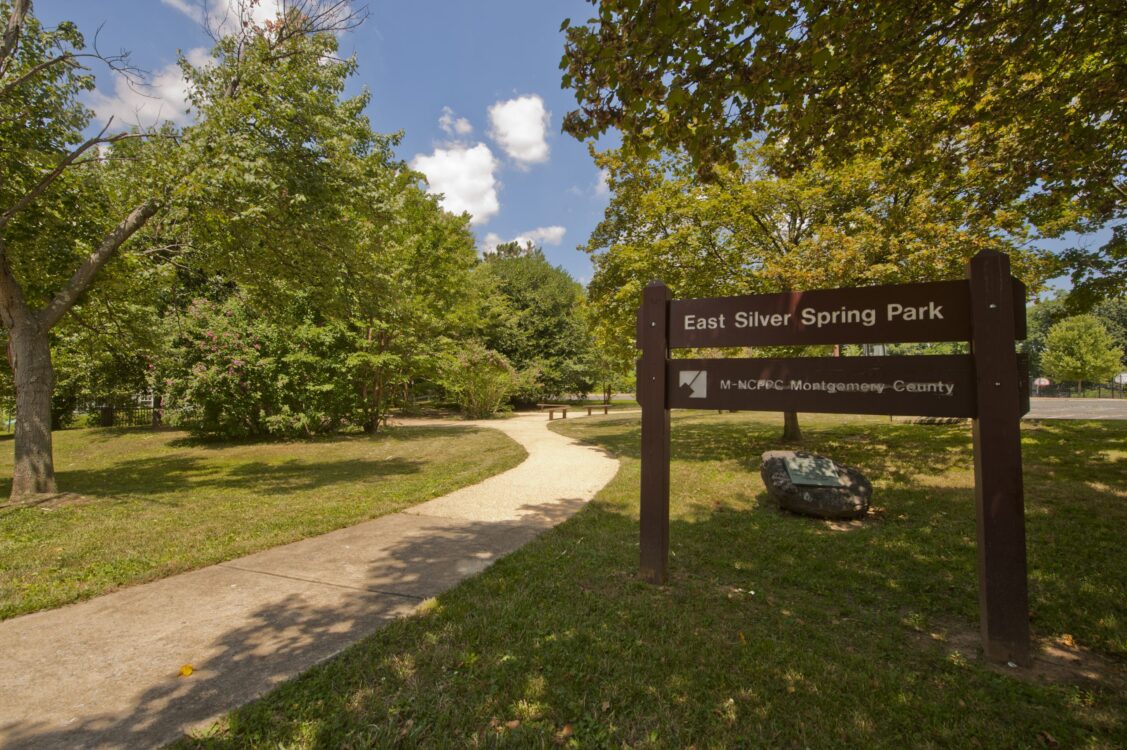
[443,342,517,419]
[165,298,355,439]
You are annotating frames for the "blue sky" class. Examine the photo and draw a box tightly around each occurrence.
[41,0,610,284]
[37,2,1114,297]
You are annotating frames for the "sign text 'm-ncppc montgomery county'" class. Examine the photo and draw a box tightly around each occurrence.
[665,355,991,418]
[721,378,957,396]
[655,278,1026,348]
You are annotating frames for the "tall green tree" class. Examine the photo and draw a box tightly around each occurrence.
[562,1,1125,292]
[474,244,594,401]
[1040,315,1124,392]
[340,179,478,432]
[1027,294,1127,377]
[585,144,1053,439]
[0,1,368,499]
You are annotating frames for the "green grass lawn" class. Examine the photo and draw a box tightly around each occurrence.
[0,425,526,619]
[176,412,1126,749]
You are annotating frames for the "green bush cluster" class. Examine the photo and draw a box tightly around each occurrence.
[165,298,363,438]
[440,342,519,419]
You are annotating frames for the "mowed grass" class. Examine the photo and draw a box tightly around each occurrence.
[0,425,526,619]
[176,412,1127,749]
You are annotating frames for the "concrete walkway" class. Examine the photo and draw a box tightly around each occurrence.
[0,413,619,750]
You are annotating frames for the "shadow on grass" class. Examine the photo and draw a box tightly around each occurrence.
[584,413,1127,487]
[3,416,1123,749]
[588,412,976,483]
[1021,420,1127,482]
[164,423,485,450]
[163,411,1120,747]
[0,425,497,500]
[0,455,423,501]
[165,488,1124,748]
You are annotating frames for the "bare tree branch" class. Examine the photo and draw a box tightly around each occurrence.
[89,22,147,82]
[38,200,162,330]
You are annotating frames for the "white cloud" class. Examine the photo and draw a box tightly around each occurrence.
[164,1,353,38]
[488,95,550,167]
[162,0,287,34]
[185,47,214,68]
[481,226,567,254]
[439,106,473,136]
[411,144,500,225]
[481,232,505,253]
[595,168,610,197]
[160,0,206,24]
[86,47,210,127]
[525,225,566,245]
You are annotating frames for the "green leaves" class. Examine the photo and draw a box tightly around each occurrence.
[441,341,519,419]
[561,0,1126,241]
[474,247,595,401]
[1040,314,1124,388]
[583,142,1055,358]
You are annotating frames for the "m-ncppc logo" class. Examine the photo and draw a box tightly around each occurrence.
[678,370,707,398]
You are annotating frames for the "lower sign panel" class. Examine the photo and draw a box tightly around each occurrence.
[667,355,978,418]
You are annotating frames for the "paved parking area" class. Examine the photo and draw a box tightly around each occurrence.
[1026,397,1127,420]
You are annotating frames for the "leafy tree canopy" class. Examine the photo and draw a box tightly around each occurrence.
[1026,293,1127,377]
[562,1,1125,238]
[585,143,1054,351]
[474,246,594,399]
[0,0,392,497]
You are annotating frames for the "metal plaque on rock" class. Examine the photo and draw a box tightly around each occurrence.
[783,455,844,487]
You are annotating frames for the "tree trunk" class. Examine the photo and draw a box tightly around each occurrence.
[782,410,802,442]
[368,374,384,433]
[9,322,56,497]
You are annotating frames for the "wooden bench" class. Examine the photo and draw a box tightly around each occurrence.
[539,404,613,419]
[538,404,569,420]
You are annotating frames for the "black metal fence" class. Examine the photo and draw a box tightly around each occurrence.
[86,404,162,427]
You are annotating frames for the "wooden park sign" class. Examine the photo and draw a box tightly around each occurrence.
[637,250,1032,665]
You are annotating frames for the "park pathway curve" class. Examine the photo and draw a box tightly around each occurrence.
[0,412,619,750]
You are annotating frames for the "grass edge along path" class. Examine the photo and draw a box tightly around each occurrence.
[174,412,1125,749]
[0,423,527,620]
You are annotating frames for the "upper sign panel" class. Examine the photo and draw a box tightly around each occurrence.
[667,279,973,348]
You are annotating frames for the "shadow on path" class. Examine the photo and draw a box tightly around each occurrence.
[0,501,582,750]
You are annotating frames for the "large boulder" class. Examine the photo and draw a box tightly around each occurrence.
[760,450,871,520]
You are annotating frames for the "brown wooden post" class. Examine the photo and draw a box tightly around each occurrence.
[639,280,671,584]
[968,250,1031,665]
